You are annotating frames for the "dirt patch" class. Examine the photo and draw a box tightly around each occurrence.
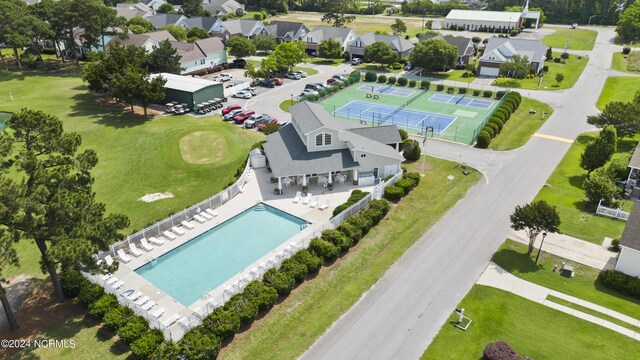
[139,192,174,203]
[179,131,227,164]
[96,97,163,117]
[412,162,433,171]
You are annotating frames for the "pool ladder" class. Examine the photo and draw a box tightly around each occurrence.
[148,255,157,267]
[255,204,266,211]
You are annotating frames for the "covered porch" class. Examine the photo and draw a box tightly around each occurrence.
[624,143,640,198]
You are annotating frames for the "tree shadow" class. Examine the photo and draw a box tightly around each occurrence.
[618,137,638,153]
[568,175,585,190]
[575,134,593,145]
[68,88,152,129]
[594,278,640,306]
[491,248,541,274]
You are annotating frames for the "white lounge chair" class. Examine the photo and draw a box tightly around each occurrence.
[302,193,312,205]
[135,296,150,306]
[200,211,213,220]
[205,208,218,217]
[318,199,330,210]
[239,185,245,193]
[193,307,205,320]
[140,238,153,251]
[149,237,164,246]
[163,231,177,240]
[177,316,191,330]
[101,273,112,281]
[126,291,143,301]
[161,314,180,328]
[129,243,143,257]
[111,280,124,289]
[171,226,185,236]
[105,276,118,285]
[309,197,319,208]
[141,300,156,311]
[181,220,195,230]
[193,214,207,223]
[105,255,114,266]
[149,307,165,319]
[117,249,131,263]
[293,191,302,203]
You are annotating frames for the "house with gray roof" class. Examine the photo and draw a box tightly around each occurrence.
[348,32,414,60]
[263,102,404,191]
[108,30,176,52]
[265,21,310,44]
[177,16,223,34]
[418,34,476,65]
[211,19,268,40]
[172,37,227,74]
[202,0,244,16]
[478,38,546,77]
[143,14,187,30]
[141,0,167,11]
[305,26,357,54]
[615,200,640,277]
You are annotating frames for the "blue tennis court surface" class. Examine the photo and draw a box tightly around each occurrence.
[357,84,415,98]
[428,94,494,109]
[334,101,456,133]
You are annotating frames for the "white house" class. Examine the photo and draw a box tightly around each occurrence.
[211,19,268,40]
[478,38,546,77]
[616,201,640,277]
[202,0,244,16]
[348,33,414,60]
[108,30,175,52]
[445,1,541,31]
[305,26,358,54]
[171,37,227,74]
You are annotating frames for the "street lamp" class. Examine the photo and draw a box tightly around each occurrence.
[588,15,597,27]
[534,232,548,264]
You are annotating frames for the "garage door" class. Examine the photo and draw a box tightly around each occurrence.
[479,67,500,77]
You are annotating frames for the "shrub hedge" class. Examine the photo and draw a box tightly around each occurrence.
[131,329,165,359]
[224,293,259,327]
[409,79,417,87]
[332,190,370,216]
[482,125,495,138]
[475,91,522,147]
[420,80,430,89]
[436,84,445,91]
[364,71,377,82]
[384,185,403,202]
[473,89,480,96]
[395,178,415,195]
[388,76,397,85]
[103,306,134,331]
[181,329,222,360]
[482,90,493,98]
[291,249,324,274]
[202,307,241,341]
[476,131,491,148]
[378,74,387,83]
[458,87,467,94]
[599,270,640,299]
[117,315,149,345]
[280,258,309,283]
[309,237,340,262]
[483,341,524,360]
[397,77,408,86]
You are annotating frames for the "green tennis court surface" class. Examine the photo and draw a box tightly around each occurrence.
[321,85,498,144]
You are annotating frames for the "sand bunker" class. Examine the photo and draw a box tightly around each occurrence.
[139,192,174,203]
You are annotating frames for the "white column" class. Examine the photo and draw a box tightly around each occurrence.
[277,177,282,191]
[328,172,332,184]
[302,174,307,186]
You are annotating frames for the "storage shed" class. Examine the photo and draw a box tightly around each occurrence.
[150,73,224,109]
[250,148,266,168]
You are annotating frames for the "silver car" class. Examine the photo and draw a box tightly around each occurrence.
[234,90,252,99]
[244,114,271,128]
[223,109,243,120]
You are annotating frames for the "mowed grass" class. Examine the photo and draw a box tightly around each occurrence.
[596,76,640,110]
[493,52,588,90]
[279,99,296,112]
[611,51,640,74]
[546,295,640,333]
[489,97,553,150]
[534,133,635,244]
[542,27,597,51]
[220,159,481,360]
[493,239,640,320]
[422,285,640,360]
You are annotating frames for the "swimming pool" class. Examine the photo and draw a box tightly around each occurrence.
[135,203,307,306]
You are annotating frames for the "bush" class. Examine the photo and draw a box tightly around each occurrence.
[420,80,430,89]
[489,118,504,132]
[486,122,500,136]
[377,74,387,83]
[447,87,455,93]
[404,172,421,187]
[491,114,505,124]
[483,341,524,360]
[292,249,324,274]
[476,131,491,148]
[496,90,506,99]
[473,89,480,96]
[409,79,417,87]
[103,305,134,331]
[60,271,89,298]
[253,12,264,20]
[606,154,631,180]
[89,293,118,318]
[510,29,518,37]
[399,128,409,141]
[611,239,621,252]
[622,47,632,55]
[495,108,510,121]
[482,90,493,98]
[202,307,240,341]
[243,280,278,312]
[599,270,640,300]
[279,258,309,283]
[263,268,295,297]
[561,52,570,59]
[554,57,561,63]
[117,315,149,344]
[395,178,415,195]
[368,199,391,215]
[180,329,221,359]
[391,62,403,70]
[78,283,105,307]
[131,329,164,359]
[224,293,259,326]
[321,229,353,252]
[402,139,421,161]
[362,208,384,225]
[458,87,467,94]
[347,213,374,234]
[397,77,408,86]
[388,76,397,85]
[384,185,404,202]
[332,190,370,216]
[364,71,377,82]
[436,84,445,91]
[583,168,619,206]
[482,125,495,138]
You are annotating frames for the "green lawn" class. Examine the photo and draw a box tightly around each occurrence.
[542,27,597,51]
[309,58,345,66]
[220,159,482,360]
[535,133,634,244]
[611,51,640,74]
[360,64,403,74]
[489,97,553,150]
[546,295,640,333]
[423,69,475,83]
[293,66,318,76]
[279,99,296,112]
[422,285,640,360]
[492,52,588,90]
[0,111,9,130]
[596,76,640,110]
[493,240,640,320]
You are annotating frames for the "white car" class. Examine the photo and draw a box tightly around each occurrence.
[215,73,233,82]
[300,88,319,96]
[244,114,271,128]
[234,90,252,99]
[285,73,301,80]
[293,70,307,78]
[332,75,346,81]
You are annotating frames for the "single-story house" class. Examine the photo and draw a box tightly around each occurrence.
[211,19,269,40]
[177,16,222,34]
[418,34,476,65]
[263,102,404,190]
[348,32,414,60]
[202,0,244,16]
[116,2,155,14]
[265,21,310,43]
[445,2,541,31]
[305,26,357,54]
[478,38,546,77]
[108,30,176,52]
[171,37,227,74]
[116,8,152,20]
[141,0,167,11]
[150,73,224,109]
[143,14,187,30]
[615,200,640,277]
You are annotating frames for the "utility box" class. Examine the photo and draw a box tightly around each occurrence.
[560,265,575,278]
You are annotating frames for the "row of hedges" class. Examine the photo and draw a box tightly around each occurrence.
[598,270,640,300]
[364,72,430,89]
[434,84,494,98]
[301,70,361,102]
[332,189,370,216]
[383,171,421,202]
[475,92,522,148]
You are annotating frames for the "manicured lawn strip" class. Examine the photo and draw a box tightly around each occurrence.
[493,240,640,320]
[610,52,640,74]
[492,52,588,90]
[422,285,640,360]
[489,97,553,150]
[293,66,318,76]
[220,158,481,360]
[309,58,345,66]
[546,294,640,333]
[542,27,597,51]
[279,99,296,112]
[360,64,403,74]
[596,76,640,110]
[423,68,474,83]
[534,132,633,244]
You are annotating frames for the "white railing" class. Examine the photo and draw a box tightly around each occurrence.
[223,82,250,97]
[372,170,404,200]
[596,199,630,221]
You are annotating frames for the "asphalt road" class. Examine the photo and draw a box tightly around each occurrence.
[299,27,620,360]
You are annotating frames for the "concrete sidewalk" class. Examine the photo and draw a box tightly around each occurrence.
[478,262,640,340]
[509,230,618,270]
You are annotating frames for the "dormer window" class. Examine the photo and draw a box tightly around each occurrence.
[315,132,332,146]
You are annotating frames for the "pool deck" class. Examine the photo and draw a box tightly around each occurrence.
[98,167,371,340]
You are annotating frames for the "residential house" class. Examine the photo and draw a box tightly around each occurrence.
[144,14,188,30]
[419,34,476,65]
[115,2,155,20]
[265,21,310,43]
[107,30,176,52]
[211,19,268,40]
[348,33,414,60]
[305,26,357,54]
[202,0,244,16]
[177,17,223,34]
[171,37,227,74]
[478,37,546,76]
[263,102,404,192]
[142,0,168,11]
[615,200,640,277]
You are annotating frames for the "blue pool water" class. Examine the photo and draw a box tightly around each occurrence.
[135,204,307,306]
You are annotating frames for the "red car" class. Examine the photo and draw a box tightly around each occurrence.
[221,104,241,115]
[233,110,256,123]
[257,118,278,131]
[326,78,339,85]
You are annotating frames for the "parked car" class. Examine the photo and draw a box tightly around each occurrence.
[223,108,243,120]
[247,87,257,96]
[305,83,324,91]
[327,78,339,85]
[285,73,301,80]
[332,75,346,81]
[293,70,307,78]
[244,113,271,128]
[260,79,275,88]
[221,104,242,115]
[351,58,362,65]
[313,82,327,89]
[257,118,279,131]
[273,77,284,85]
[233,110,256,123]
[215,73,233,82]
[300,88,319,96]
[234,90,252,99]
[233,58,247,69]
[404,63,414,71]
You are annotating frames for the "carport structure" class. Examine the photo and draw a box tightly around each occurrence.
[151,73,224,109]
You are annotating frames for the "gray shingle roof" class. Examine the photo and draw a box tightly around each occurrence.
[443,35,474,56]
[480,38,546,64]
[629,143,640,170]
[620,201,640,251]
[220,19,260,36]
[267,21,307,39]
[356,33,414,52]
[144,14,185,29]
[290,102,354,134]
[181,17,219,32]
[307,26,354,44]
[348,126,402,145]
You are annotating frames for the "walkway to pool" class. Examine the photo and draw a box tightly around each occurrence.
[93,167,372,341]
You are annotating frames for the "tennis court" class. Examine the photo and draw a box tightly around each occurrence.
[357,84,415,98]
[428,94,494,109]
[334,101,456,133]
